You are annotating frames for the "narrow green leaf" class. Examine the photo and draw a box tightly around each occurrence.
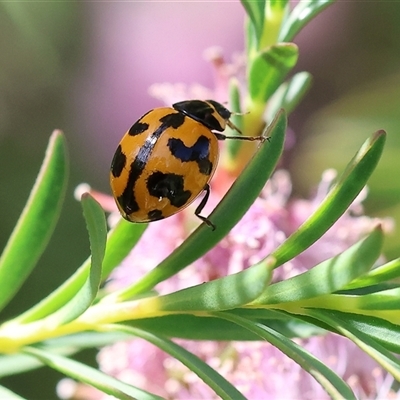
[254,227,383,305]
[228,78,243,131]
[13,219,146,324]
[126,310,322,341]
[241,0,265,47]
[0,386,25,400]
[279,0,335,42]
[22,346,162,400]
[305,309,400,381]
[344,258,400,290]
[248,43,298,104]
[313,310,400,354]
[271,130,386,266]
[156,259,272,312]
[0,131,68,312]
[266,71,312,122]
[42,330,131,349]
[114,110,286,299]
[101,219,148,278]
[110,324,247,400]
[266,290,400,325]
[217,312,356,400]
[225,79,244,161]
[351,287,400,311]
[40,194,107,325]
[0,354,45,378]
[0,331,130,378]
[81,193,107,281]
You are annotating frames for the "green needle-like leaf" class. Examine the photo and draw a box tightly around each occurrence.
[248,43,298,104]
[354,287,400,311]
[0,386,25,400]
[14,215,146,324]
[101,219,148,278]
[40,194,107,326]
[279,0,335,42]
[306,309,400,381]
[113,110,286,299]
[0,332,130,378]
[0,131,68,312]
[344,258,400,290]
[254,226,383,305]
[125,309,321,341]
[110,324,247,400]
[271,130,386,267]
[311,311,400,354]
[155,259,272,312]
[265,290,400,325]
[217,312,356,400]
[22,346,163,400]
[225,79,244,160]
[81,193,107,280]
[266,71,313,122]
[241,0,265,48]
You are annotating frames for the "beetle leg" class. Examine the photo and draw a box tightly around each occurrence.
[194,184,215,230]
[214,132,267,143]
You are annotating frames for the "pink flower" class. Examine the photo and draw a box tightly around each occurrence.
[85,167,394,399]
[164,335,393,400]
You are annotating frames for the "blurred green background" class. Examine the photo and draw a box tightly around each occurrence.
[0,2,399,398]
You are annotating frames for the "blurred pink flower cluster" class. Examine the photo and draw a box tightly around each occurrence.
[71,166,394,400]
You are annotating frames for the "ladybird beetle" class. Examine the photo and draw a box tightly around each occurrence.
[110,99,265,230]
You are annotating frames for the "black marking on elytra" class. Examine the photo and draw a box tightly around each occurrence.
[168,136,213,175]
[148,209,164,221]
[118,111,185,215]
[173,100,229,132]
[128,121,149,136]
[110,145,126,178]
[147,171,191,208]
[128,109,152,136]
[159,112,185,129]
[117,193,139,215]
